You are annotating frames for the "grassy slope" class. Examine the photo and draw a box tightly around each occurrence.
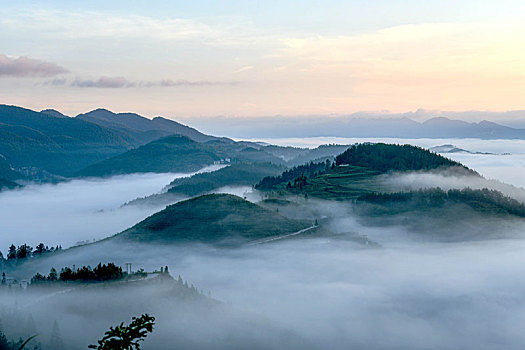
[167,163,284,196]
[357,188,525,218]
[77,135,288,177]
[76,135,220,176]
[256,143,525,224]
[297,165,384,199]
[119,194,310,245]
[203,140,286,165]
[260,143,476,200]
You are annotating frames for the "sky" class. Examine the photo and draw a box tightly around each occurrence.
[1,0,525,118]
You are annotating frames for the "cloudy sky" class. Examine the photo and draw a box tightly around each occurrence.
[1,0,525,118]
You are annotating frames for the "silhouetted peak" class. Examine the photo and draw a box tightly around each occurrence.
[41,109,68,118]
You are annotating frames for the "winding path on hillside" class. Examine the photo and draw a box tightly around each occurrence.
[248,225,317,245]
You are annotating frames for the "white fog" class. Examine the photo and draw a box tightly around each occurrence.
[0,165,223,249]
[2,138,525,349]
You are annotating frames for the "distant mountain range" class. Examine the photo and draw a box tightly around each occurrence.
[0,105,133,176]
[0,105,225,179]
[0,104,349,182]
[176,114,525,139]
[76,108,220,143]
[2,103,525,187]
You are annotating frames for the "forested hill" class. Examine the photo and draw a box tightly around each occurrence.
[335,143,471,173]
[167,162,284,196]
[358,188,525,218]
[256,160,331,190]
[0,105,136,175]
[0,105,230,178]
[0,104,364,181]
[76,135,220,177]
[255,143,482,200]
[118,194,310,245]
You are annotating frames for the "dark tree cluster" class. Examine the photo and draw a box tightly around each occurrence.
[335,143,469,173]
[358,187,525,217]
[31,263,124,284]
[256,160,331,190]
[0,243,61,263]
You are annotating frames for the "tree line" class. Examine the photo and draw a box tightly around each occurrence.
[256,160,332,190]
[30,263,126,284]
[0,243,61,263]
[335,143,468,173]
[358,187,525,217]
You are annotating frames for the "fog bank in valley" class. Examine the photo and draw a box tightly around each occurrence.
[6,227,525,349]
[2,139,525,349]
[0,167,221,250]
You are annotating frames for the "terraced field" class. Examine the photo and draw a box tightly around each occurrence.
[294,165,385,200]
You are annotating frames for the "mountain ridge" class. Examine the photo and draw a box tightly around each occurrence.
[75,108,222,143]
[175,114,525,139]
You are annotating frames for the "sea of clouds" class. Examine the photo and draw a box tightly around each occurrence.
[2,138,525,349]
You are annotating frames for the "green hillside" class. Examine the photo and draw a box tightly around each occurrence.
[358,188,525,218]
[167,163,283,196]
[0,104,329,179]
[0,105,136,175]
[202,140,286,165]
[118,194,310,245]
[77,135,288,177]
[77,135,220,177]
[257,143,477,200]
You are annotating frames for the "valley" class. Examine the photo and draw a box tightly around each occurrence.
[1,105,525,349]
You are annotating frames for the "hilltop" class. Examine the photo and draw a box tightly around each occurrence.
[254,143,525,237]
[118,194,311,245]
[256,143,476,199]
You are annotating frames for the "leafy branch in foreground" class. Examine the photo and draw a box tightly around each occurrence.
[0,332,38,350]
[18,335,37,350]
[88,314,155,350]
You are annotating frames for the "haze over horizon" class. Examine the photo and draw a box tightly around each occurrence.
[2,0,525,118]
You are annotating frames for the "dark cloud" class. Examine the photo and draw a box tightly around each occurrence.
[43,78,68,86]
[0,54,69,77]
[141,79,238,87]
[71,76,134,88]
[60,77,239,88]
